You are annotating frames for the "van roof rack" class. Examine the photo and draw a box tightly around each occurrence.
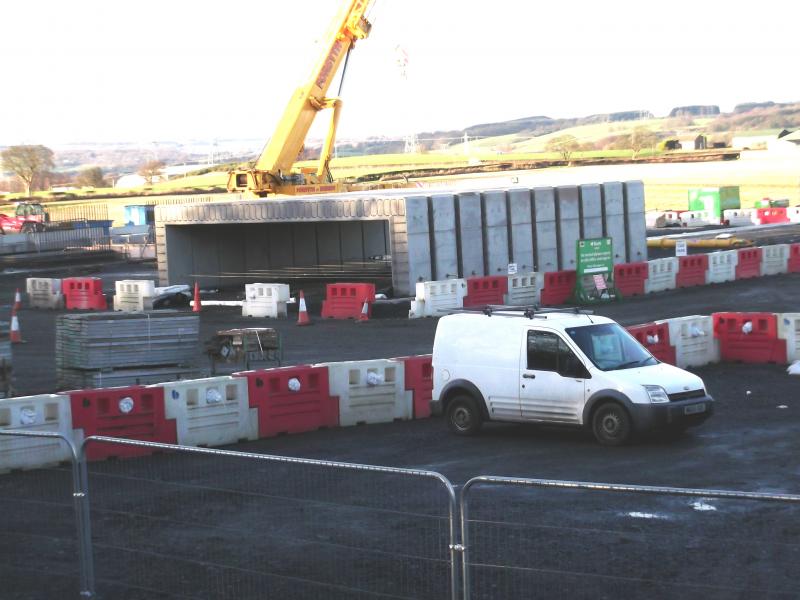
[450,305,594,319]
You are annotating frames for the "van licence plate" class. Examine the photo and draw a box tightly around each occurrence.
[684,404,706,415]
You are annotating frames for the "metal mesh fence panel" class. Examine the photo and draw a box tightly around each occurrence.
[0,432,87,599]
[461,477,800,600]
[83,437,457,600]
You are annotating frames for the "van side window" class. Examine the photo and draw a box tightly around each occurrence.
[527,331,559,371]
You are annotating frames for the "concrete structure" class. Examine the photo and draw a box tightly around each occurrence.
[156,182,647,296]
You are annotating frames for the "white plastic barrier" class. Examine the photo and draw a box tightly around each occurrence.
[664,211,683,227]
[26,277,64,309]
[242,283,290,318]
[706,250,738,284]
[323,359,412,426]
[658,315,719,368]
[504,272,544,306]
[409,279,467,318]
[760,244,789,276]
[723,209,756,227]
[114,279,156,312]
[0,394,73,472]
[778,313,800,362]
[645,258,678,293]
[680,210,717,227]
[158,376,258,447]
[788,208,800,223]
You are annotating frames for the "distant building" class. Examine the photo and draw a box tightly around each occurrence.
[694,135,707,150]
[663,139,681,150]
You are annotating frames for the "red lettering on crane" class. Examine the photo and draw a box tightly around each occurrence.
[315,39,344,89]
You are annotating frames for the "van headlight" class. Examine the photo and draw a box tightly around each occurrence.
[643,385,670,404]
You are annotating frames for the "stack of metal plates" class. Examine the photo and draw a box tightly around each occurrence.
[56,311,199,388]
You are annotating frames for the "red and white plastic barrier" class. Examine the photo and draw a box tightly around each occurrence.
[625,322,676,365]
[540,270,576,306]
[321,283,375,320]
[658,315,719,369]
[0,394,73,472]
[242,283,290,318]
[114,280,156,312]
[676,255,709,288]
[504,273,544,307]
[707,251,738,284]
[613,262,648,298]
[645,258,678,294]
[410,279,467,318]
[63,278,107,311]
[713,312,787,365]
[26,278,64,310]
[760,244,790,276]
[463,276,508,307]
[395,355,434,419]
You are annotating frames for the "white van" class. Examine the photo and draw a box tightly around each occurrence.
[431,308,713,445]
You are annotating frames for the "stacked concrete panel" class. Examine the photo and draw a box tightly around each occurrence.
[155,183,646,296]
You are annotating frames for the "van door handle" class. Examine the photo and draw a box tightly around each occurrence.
[523,373,536,379]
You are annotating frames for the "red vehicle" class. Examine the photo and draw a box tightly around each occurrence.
[0,202,49,234]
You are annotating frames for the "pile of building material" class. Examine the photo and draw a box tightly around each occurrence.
[56,311,200,389]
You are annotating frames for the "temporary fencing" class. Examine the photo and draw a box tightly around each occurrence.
[625,322,676,365]
[540,270,576,306]
[242,283,290,318]
[26,277,64,309]
[63,277,107,310]
[80,437,458,600]
[713,312,787,364]
[158,376,258,447]
[323,359,412,426]
[410,278,468,318]
[676,255,709,288]
[760,244,790,276]
[503,272,544,306]
[113,279,156,312]
[735,248,762,280]
[462,276,508,308]
[234,365,339,437]
[459,476,800,600]
[645,257,678,293]
[321,283,376,320]
[707,250,738,284]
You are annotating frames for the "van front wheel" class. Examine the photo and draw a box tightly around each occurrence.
[446,395,483,436]
[592,402,632,446]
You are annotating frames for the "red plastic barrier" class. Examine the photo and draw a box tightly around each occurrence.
[462,276,508,307]
[321,283,375,319]
[396,355,433,419]
[235,366,338,437]
[755,207,789,225]
[63,277,107,310]
[788,244,800,273]
[676,255,709,288]
[540,270,577,306]
[69,386,176,460]
[613,262,648,297]
[625,322,676,365]
[713,312,786,364]
[735,248,763,280]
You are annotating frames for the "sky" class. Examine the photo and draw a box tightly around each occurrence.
[1,0,798,147]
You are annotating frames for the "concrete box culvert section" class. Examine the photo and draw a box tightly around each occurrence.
[155,182,646,296]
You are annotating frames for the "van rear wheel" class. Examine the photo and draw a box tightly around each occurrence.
[592,402,632,446]
[446,395,483,436]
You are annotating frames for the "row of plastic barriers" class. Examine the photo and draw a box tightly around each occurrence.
[0,355,433,472]
[25,277,107,310]
[626,312,800,369]
[649,207,800,228]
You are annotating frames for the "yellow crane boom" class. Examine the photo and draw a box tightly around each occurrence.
[228,0,374,197]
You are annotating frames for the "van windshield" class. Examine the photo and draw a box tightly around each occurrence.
[565,323,658,371]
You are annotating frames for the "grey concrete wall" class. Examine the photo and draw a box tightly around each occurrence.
[403,196,433,289]
[482,190,510,275]
[532,187,558,273]
[601,182,627,264]
[555,186,581,270]
[579,184,604,240]
[623,181,648,263]
[456,191,485,277]
[508,188,535,273]
[431,194,459,279]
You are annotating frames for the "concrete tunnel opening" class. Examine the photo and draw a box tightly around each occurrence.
[164,220,393,290]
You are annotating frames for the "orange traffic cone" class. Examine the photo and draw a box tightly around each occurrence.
[10,311,22,343]
[297,290,311,326]
[357,298,370,322]
[13,288,21,312]
[192,282,202,313]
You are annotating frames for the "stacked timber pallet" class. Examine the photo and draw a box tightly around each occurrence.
[56,311,200,389]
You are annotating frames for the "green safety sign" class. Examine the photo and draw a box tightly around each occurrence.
[572,237,618,304]
[576,238,613,276]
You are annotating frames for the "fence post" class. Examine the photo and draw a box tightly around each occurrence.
[75,441,96,598]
